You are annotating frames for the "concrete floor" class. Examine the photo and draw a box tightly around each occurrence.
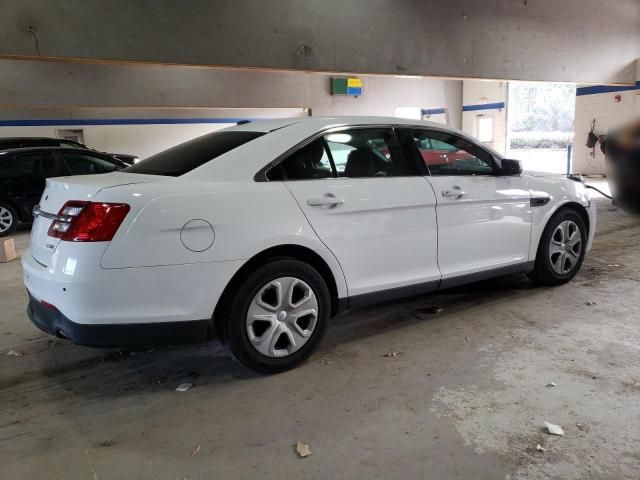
[1,192,639,479]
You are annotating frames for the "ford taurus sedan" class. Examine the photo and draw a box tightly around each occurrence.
[22,117,597,373]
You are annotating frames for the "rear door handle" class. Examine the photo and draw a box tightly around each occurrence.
[442,187,465,198]
[307,197,344,207]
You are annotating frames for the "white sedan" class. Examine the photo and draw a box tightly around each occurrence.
[22,117,596,373]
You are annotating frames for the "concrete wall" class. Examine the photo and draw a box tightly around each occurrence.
[1,0,638,84]
[572,83,640,175]
[461,80,507,155]
[0,60,459,119]
[0,60,462,157]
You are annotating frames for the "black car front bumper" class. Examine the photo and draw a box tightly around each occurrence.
[27,292,210,348]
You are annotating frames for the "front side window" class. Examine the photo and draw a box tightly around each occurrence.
[126,131,265,177]
[408,129,495,176]
[324,128,413,178]
[62,152,119,175]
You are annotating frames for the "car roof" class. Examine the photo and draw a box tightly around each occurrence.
[0,146,108,156]
[0,137,66,141]
[227,116,446,133]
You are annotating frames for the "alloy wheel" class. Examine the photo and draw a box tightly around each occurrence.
[0,207,13,233]
[549,220,582,275]
[245,276,319,358]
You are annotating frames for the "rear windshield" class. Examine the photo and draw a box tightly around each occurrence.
[125,131,265,176]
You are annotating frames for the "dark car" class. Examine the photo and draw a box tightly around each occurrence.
[0,137,138,165]
[0,147,127,236]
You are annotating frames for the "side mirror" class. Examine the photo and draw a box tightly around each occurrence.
[496,158,522,176]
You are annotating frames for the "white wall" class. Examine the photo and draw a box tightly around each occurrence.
[0,108,308,159]
[572,84,640,175]
[461,80,508,155]
[0,124,234,159]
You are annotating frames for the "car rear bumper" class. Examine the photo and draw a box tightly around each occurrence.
[21,245,243,326]
[27,291,210,348]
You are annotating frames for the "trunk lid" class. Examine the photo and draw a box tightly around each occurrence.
[30,172,157,266]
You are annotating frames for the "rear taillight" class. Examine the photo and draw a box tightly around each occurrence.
[48,201,130,242]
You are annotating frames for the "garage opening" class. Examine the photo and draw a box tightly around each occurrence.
[507,82,576,173]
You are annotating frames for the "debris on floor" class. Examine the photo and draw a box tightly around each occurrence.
[100,439,115,447]
[382,351,400,357]
[191,444,201,457]
[5,349,22,357]
[295,442,312,458]
[544,422,565,436]
[465,336,470,342]
[546,382,556,387]
[536,444,547,452]
[418,305,444,314]
[576,423,589,432]
[585,301,597,306]
[607,264,620,268]
[175,383,193,392]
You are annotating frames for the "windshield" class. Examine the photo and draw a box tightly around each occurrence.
[125,131,265,176]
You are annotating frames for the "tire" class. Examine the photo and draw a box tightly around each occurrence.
[0,202,18,237]
[219,258,331,374]
[528,208,587,286]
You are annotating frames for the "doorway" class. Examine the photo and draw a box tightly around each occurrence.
[507,82,576,173]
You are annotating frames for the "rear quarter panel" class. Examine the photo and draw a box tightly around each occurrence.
[98,180,348,297]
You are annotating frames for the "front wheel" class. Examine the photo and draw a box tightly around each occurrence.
[529,208,587,286]
[219,259,330,374]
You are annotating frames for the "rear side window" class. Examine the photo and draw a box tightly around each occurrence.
[0,139,58,149]
[125,131,265,176]
[266,138,334,180]
[61,151,119,175]
[325,128,415,178]
[0,155,35,175]
[0,153,55,175]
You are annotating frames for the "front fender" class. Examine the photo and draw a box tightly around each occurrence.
[526,173,595,260]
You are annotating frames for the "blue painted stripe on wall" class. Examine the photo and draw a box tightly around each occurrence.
[346,87,362,96]
[462,102,505,112]
[422,108,446,115]
[576,81,640,96]
[0,117,261,127]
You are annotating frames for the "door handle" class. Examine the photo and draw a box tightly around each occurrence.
[307,197,344,207]
[442,187,465,198]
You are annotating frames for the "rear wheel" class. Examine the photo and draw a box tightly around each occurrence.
[0,203,17,237]
[529,208,587,286]
[219,259,330,374]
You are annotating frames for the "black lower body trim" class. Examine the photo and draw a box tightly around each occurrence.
[338,262,534,312]
[27,292,210,348]
[435,261,534,290]
[346,280,440,310]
